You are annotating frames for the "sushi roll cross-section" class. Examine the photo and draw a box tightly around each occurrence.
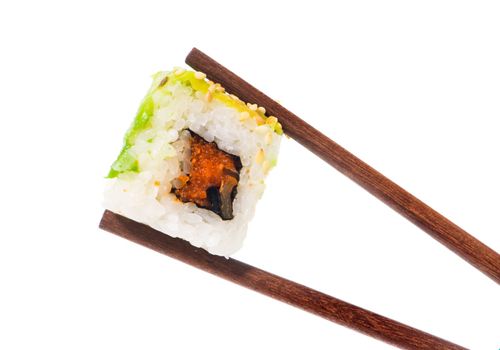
[104,68,282,256]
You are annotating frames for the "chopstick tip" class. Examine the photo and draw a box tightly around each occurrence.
[185,47,201,64]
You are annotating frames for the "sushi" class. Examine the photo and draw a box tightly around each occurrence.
[103,68,282,256]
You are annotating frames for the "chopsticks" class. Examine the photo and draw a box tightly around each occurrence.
[185,48,500,284]
[100,210,467,350]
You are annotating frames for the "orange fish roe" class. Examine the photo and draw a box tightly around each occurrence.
[174,133,241,219]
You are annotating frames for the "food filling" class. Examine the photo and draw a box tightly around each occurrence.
[174,132,241,220]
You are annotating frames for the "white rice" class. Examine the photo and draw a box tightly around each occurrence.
[103,72,281,256]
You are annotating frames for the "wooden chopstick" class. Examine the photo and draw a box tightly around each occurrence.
[185,48,500,284]
[100,210,467,350]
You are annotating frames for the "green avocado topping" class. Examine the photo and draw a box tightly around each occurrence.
[106,93,155,178]
[107,69,282,178]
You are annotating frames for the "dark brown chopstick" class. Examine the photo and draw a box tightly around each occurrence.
[185,48,500,284]
[100,210,467,350]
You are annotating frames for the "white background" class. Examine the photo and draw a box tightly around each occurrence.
[1,1,499,349]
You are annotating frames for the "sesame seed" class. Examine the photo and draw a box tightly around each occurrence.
[257,106,266,114]
[208,84,216,93]
[247,103,258,111]
[216,86,225,92]
[255,115,266,125]
[194,71,206,80]
[266,116,278,126]
[265,132,273,145]
[230,94,240,101]
[158,76,169,88]
[255,149,265,164]
[205,91,213,102]
[174,68,185,76]
[262,160,271,174]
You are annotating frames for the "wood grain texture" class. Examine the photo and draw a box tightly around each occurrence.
[185,48,500,284]
[100,210,468,350]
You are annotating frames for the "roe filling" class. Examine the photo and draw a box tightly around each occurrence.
[173,132,241,220]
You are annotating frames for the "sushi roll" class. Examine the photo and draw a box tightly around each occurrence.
[103,68,282,256]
